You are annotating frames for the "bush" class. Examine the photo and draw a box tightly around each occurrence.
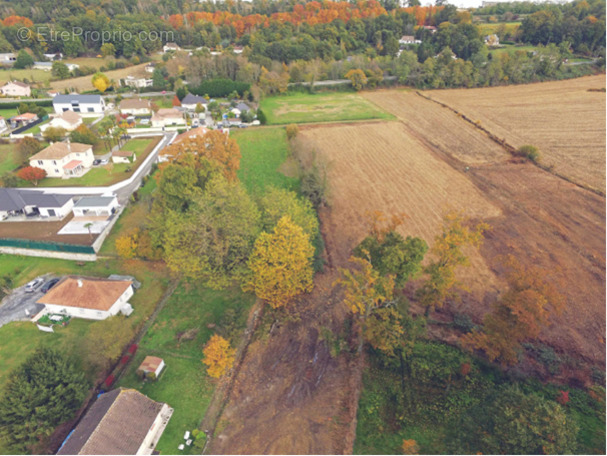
[191,79,250,98]
[256,108,267,125]
[517,145,540,163]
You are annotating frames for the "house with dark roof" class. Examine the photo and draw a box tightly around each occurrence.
[0,188,74,220]
[53,94,106,115]
[37,276,133,320]
[181,93,208,111]
[72,195,119,217]
[57,388,173,455]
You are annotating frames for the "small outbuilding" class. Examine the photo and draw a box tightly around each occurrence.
[137,356,166,380]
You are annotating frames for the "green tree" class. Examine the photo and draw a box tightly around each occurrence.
[259,187,319,240]
[15,136,42,164]
[13,50,33,69]
[163,174,261,289]
[152,67,166,90]
[482,386,578,454]
[70,124,97,145]
[51,61,70,79]
[43,126,66,142]
[0,347,89,453]
[246,215,315,308]
[100,43,116,57]
[345,69,368,91]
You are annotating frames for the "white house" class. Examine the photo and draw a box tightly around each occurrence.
[138,356,166,379]
[53,94,106,115]
[0,188,74,220]
[163,42,181,53]
[122,76,153,89]
[0,81,31,97]
[72,195,119,217]
[181,93,207,111]
[43,52,63,61]
[37,277,133,320]
[40,111,83,133]
[151,108,185,127]
[0,53,16,65]
[29,141,94,178]
[57,388,173,455]
[119,98,152,116]
[399,35,422,45]
[145,63,156,73]
[0,116,7,133]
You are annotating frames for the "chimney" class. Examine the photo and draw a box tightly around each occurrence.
[77,279,83,288]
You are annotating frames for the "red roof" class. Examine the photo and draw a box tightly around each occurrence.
[63,159,82,170]
[13,113,38,121]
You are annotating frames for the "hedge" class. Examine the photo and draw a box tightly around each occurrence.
[190,79,250,98]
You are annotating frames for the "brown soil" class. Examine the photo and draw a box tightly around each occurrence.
[0,213,98,245]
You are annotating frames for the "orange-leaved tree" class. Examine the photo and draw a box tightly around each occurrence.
[345,69,368,91]
[245,215,314,308]
[17,166,46,186]
[161,130,241,181]
[416,211,488,315]
[202,334,236,378]
[461,255,565,366]
[402,439,419,455]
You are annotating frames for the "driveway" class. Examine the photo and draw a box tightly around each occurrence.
[0,275,51,328]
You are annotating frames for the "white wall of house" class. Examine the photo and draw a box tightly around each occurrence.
[112,156,131,164]
[30,148,94,178]
[54,100,105,114]
[43,285,133,320]
[41,117,82,132]
[73,197,119,217]
[39,199,74,218]
[0,83,31,97]
[136,403,173,455]
[121,107,151,116]
[151,117,185,128]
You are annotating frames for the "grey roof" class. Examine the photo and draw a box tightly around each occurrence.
[235,102,251,112]
[0,188,72,212]
[182,93,207,105]
[57,388,166,455]
[54,94,103,105]
[73,196,116,208]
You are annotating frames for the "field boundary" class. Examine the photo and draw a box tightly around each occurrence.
[415,91,606,197]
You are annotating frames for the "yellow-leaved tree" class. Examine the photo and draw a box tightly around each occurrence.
[202,334,236,378]
[345,69,368,91]
[92,72,110,93]
[246,215,314,308]
[115,229,139,259]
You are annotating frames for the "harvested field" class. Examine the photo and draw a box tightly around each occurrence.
[297,121,502,297]
[49,63,149,92]
[363,91,509,165]
[426,75,606,192]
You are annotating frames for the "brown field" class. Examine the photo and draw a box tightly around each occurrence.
[426,75,607,192]
[363,91,509,165]
[49,63,149,92]
[0,213,97,245]
[297,117,605,367]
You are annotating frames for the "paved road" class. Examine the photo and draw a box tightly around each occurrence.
[0,275,51,328]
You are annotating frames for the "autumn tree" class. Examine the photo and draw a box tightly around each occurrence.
[246,215,314,308]
[17,166,46,186]
[461,256,565,366]
[161,130,241,181]
[43,126,66,142]
[345,69,368,91]
[70,124,97,145]
[163,174,261,289]
[202,334,236,378]
[15,137,42,164]
[259,187,319,240]
[92,72,111,93]
[416,212,488,315]
[402,439,420,455]
[336,255,397,354]
[115,229,139,259]
[172,95,181,107]
[258,66,290,95]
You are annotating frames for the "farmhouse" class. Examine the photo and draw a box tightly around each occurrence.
[58,388,173,455]
[37,276,134,320]
[151,108,185,127]
[0,188,74,220]
[0,81,31,97]
[112,149,137,164]
[119,98,152,116]
[181,93,208,111]
[40,111,83,133]
[29,141,94,178]
[399,35,421,45]
[72,195,119,217]
[138,356,166,379]
[53,94,106,114]
[163,42,181,53]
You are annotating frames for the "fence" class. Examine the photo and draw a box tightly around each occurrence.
[11,114,48,135]
[0,238,96,254]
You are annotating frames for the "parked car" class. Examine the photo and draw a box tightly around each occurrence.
[93,159,101,166]
[238,123,249,128]
[40,278,60,293]
[99,158,109,165]
[140,118,150,125]
[24,278,44,293]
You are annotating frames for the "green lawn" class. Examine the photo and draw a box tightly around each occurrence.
[0,107,19,120]
[32,137,159,188]
[260,92,394,125]
[0,143,19,174]
[232,127,299,195]
[0,68,52,85]
[490,44,539,55]
[117,285,255,454]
